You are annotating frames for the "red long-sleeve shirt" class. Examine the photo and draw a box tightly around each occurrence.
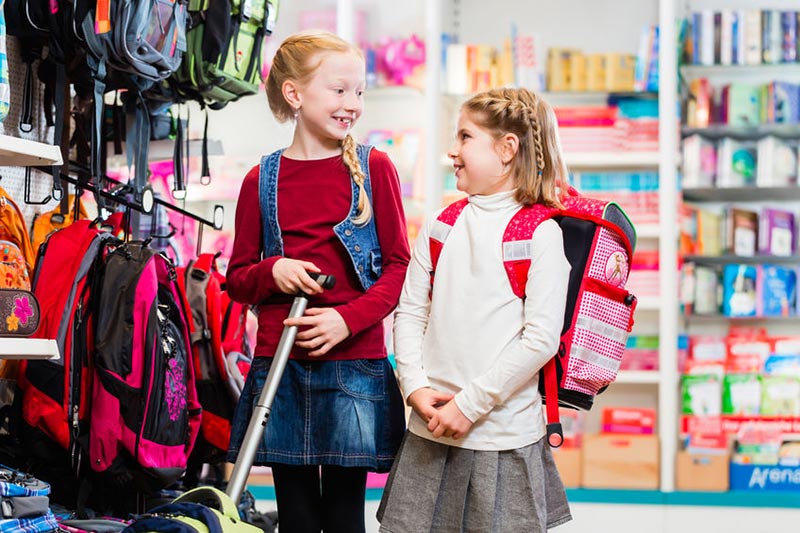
[226,149,410,360]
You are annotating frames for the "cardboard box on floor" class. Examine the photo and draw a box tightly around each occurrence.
[552,448,582,488]
[581,434,659,489]
[676,450,730,491]
[223,464,274,487]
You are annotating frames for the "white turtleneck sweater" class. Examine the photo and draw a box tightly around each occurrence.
[393,191,570,451]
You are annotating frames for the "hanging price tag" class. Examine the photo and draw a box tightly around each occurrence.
[95,0,111,34]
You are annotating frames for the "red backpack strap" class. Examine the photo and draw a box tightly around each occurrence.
[503,204,564,447]
[501,204,559,298]
[428,198,469,287]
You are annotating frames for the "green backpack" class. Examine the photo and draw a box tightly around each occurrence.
[122,487,263,533]
[176,0,279,108]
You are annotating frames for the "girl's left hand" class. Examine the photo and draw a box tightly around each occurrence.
[427,399,473,440]
[285,308,350,357]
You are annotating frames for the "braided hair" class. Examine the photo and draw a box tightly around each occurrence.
[266,30,372,225]
[461,88,566,208]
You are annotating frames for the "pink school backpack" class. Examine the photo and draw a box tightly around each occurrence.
[429,187,637,447]
[91,242,202,489]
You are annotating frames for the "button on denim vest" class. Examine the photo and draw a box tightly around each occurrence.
[258,144,383,291]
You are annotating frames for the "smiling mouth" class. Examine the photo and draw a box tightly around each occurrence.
[334,116,353,126]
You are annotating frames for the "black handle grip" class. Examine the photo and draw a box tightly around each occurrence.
[309,272,336,290]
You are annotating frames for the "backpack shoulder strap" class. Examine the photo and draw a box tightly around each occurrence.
[428,197,469,280]
[502,204,560,298]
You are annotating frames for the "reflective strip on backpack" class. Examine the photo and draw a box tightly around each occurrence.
[429,219,454,244]
[574,315,629,344]
[502,240,532,262]
[569,345,621,373]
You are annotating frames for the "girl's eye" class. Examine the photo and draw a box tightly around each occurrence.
[335,88,345,94]
[356,90,364,97]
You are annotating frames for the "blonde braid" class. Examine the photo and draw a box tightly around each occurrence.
[341,134,373,225]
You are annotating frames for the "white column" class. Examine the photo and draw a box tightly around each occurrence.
[336,0,354,43]
[424,0,442,219]
[658,0,678,493]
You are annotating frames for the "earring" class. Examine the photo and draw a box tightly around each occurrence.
[293,107,300,120]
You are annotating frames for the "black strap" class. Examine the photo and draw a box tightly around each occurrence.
[173,114,186,195]
[200,111,210,185]
[20,62,34,133]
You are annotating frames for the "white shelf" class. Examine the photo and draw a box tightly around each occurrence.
[680,63,800,82]
[0,135,62,167]
[637,224,660,239]
[0,339,60,360]
[441,152,663,170]
[106,138,224,163]
[635,296,661,311]
[616,370,661,385]
[564,151,661,169]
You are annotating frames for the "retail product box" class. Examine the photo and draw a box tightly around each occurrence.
[552,448,582,488]
[729,463,800,491]
[601,406,656,434]
[581,434,659,489]
[675,450,730,491]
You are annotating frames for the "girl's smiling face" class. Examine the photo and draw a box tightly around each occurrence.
[447,110,515,196]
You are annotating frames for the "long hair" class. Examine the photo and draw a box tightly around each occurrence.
[462,88,566,208]
[266,30,372,224]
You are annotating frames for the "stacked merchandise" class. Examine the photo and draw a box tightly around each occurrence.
[683,9,800,67]
[680,203,800,318]
[555,95,659,154]
[680,328,800,491]
[0,465,58,533]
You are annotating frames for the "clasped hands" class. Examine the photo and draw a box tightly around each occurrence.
[407,387,473,440]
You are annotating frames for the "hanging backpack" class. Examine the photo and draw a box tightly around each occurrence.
[19,220,112,458]
[0,186,35,286]
[429,187,638,447]
[30,195,89,258]
[173,0,278,108]
[176,253,245,465]
[0,0,9,123]
[91,242,201,490]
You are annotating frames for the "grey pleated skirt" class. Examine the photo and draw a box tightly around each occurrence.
[376,432,572,532]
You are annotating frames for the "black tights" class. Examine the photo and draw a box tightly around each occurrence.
[271,464,367,533]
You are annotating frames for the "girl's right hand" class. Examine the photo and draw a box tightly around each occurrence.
[272,258,323,295]
[407,388,454,423]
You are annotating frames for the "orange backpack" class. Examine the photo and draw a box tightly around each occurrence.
[31,195,89,258]
[0,186,34,290]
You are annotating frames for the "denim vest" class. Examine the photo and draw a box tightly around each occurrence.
[258,144,383,291]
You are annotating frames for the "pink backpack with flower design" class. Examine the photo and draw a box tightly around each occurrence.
[429,187,638,447]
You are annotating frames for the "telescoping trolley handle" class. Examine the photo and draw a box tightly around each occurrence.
[226,273,336,504]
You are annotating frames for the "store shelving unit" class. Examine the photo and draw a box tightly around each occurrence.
[0,136,62,361]
[0,339,59,360]
[0,134,62,167]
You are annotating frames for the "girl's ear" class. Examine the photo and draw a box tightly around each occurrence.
[282,80,302,110]
[498,133,519,164]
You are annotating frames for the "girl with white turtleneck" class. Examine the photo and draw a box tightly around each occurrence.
[377,88,573,533]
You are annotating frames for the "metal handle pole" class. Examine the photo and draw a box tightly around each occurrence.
[226,294,307,503]
[226,273,334,503]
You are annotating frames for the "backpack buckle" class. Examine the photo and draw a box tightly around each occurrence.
[546,423,564,448]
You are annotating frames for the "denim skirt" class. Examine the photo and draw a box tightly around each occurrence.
[227,356,405,472]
